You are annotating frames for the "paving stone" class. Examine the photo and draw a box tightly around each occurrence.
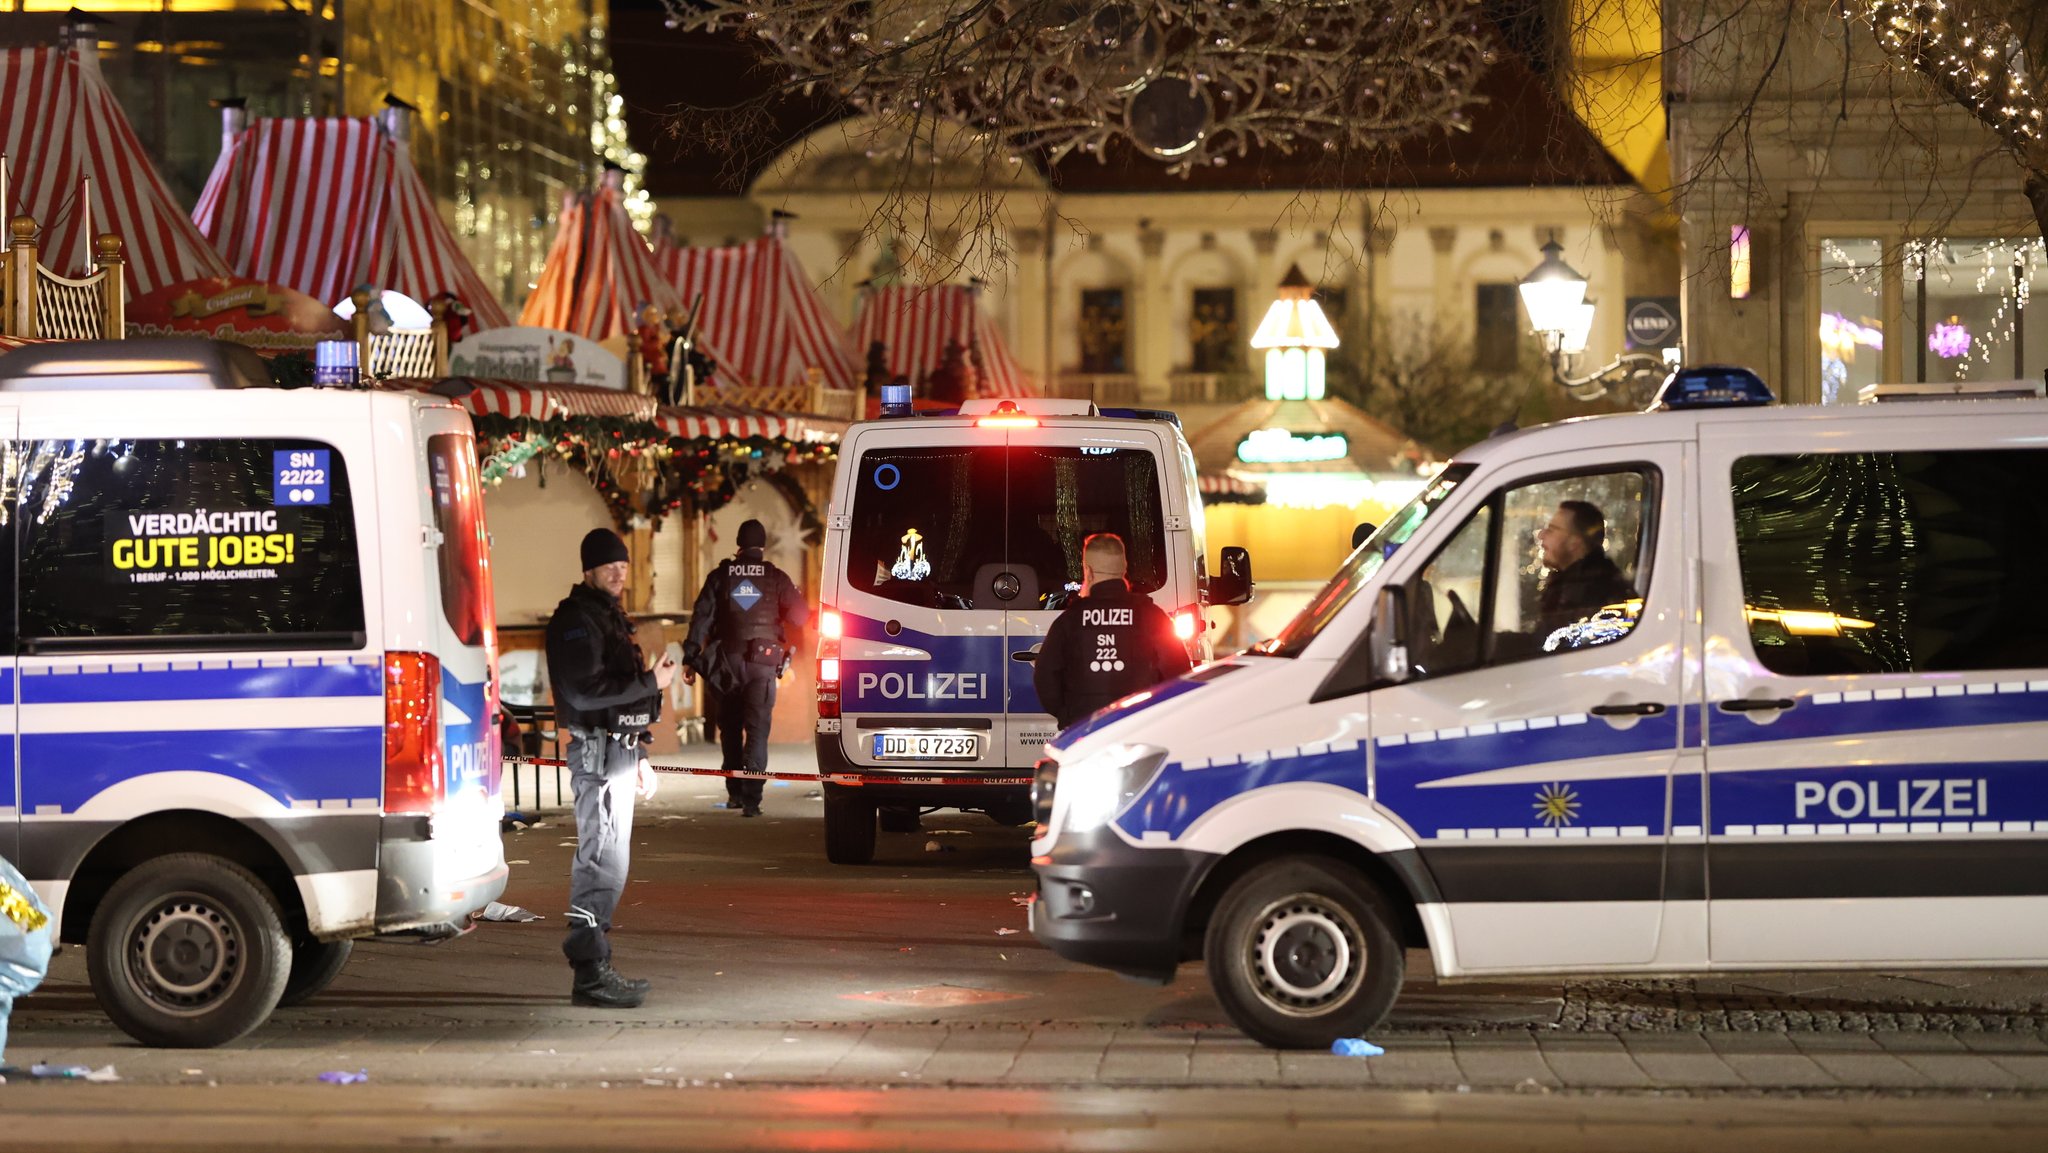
[1894,1053,2021,1089]
[1450,1038,1562,1089]
[1986,1054,2048,1089]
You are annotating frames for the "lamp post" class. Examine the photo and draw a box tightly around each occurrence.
[1251,264,1340,401]
[1519,240,1672,402]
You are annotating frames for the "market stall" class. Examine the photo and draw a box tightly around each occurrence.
[193,106,511,330]
[852,283,1034,400]
[519,169,680,345]
[650,221,860,396]
[0,40,229,300]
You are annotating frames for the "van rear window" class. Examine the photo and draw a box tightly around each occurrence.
[847,445,1166,611]
[1731,449,2048,675]
[428,433,495,647]
[14,437,365,652]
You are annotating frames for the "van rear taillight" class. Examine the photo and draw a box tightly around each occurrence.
[1173,607,1202,641]
[385,652,445,815]
[818,606,841,719]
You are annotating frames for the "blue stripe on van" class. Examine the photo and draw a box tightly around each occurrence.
[19,726,383,814]
[19,661,382,705]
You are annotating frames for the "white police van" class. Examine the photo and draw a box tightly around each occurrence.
[815,396,1253,864]
[0,340,507,1047]
[1030,368,2048,1048]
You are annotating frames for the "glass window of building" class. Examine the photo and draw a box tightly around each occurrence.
[1474,283,1522,374]
[1817,238,1885,405]
[1911,238,2048,386]
[1079,288,1129,374]
[1189,287,1240,373]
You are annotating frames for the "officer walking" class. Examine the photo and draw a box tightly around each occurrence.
[1033,533,1193,730]
[684,519,807,817]
[546,528,674,1008]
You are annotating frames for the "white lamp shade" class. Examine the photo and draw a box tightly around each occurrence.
[1560,301,1597,355]
[1250,296,1341,350]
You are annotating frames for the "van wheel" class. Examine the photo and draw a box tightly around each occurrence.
[277,937,354,1007]
[86,854,291,1049]
[878,806,922,834]
[823,784,877,864]
[1202,857,1404,1049]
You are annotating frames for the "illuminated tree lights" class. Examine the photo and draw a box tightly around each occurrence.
[660,1,1496,174]
[470,414,837,529]
[1858,2,2046,150]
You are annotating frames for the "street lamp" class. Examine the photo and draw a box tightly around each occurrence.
[1251,264,1340,401]
[1519,239,1672,402]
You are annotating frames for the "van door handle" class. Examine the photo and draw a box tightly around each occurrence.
[1719,697,1796,713]
[1590,702,1666,717]
[1010,648,1040,663]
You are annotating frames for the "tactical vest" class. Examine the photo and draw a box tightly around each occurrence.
[716,551,784,657]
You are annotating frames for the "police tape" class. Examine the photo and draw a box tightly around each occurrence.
[501,755,1031,788]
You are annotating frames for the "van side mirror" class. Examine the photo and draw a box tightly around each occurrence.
[1368,585,1411,683]
[1205,545,1255,606]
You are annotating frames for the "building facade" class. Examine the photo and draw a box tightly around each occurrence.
[1665,1,2048,403]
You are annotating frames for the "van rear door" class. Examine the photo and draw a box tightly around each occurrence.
[836,424,1011,769]
[418,408,502,867]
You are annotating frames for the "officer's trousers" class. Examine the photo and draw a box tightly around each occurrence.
[562,726,638,964]
[718,666,778,807]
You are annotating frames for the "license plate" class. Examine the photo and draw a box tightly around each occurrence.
[872,731,981,760]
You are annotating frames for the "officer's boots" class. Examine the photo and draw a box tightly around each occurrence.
[571,959,650,1008]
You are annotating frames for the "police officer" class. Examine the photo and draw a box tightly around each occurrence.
[684,519,806,817]
[1033,533,1192,730]
[546,527,673,1008]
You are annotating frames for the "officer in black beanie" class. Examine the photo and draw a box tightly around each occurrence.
[546,527,673,1006]
[684,519,806,816]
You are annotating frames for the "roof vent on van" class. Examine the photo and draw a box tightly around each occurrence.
[1855,379,2046,403]
[0,339,271,391]
[1648,365,1774,411]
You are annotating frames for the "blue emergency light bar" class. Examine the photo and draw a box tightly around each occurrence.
[879,383,914,417]
[1650,365,1775,411]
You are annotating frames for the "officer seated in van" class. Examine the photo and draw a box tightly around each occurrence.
[1532,499,1638,641]
[1421,498,1641,669]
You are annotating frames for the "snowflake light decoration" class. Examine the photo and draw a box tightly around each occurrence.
[662,1,1497,174]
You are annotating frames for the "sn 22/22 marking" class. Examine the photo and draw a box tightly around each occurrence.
[1792,778,1989,821]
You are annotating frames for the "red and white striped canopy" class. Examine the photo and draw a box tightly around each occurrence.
[650,230,857,393]
[0,45,230,298]
[520,181,679,343]
[193,116,511,330]
[449,380,657,422]
[851,285,1033,397]
[655,405,825,442]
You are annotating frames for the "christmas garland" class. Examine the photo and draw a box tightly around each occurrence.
[468,413,836,529]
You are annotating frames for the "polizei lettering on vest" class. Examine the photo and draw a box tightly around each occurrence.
[854,671,991,702]
[731,564,766,577]
[1081,608,1135,627]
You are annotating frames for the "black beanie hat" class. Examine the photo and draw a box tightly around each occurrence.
[737,519,767,549]
[580,527,630,571]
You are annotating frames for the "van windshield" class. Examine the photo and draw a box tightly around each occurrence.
[848,444,1166,611]
[1259,464,1475,658]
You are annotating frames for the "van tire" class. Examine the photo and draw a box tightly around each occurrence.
[278,937,354,1007]
[1202,856,1404,1049]
[86,854,292,1049]
[823,784,877,864]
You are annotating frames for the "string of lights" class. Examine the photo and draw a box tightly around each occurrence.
[1858,2,2045,150]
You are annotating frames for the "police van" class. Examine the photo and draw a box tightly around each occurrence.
[0,341,506,1048]
[1029,369,2048,1048]
[814,396,1252,864]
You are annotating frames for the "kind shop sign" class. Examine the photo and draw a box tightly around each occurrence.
[107,509,301,585]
